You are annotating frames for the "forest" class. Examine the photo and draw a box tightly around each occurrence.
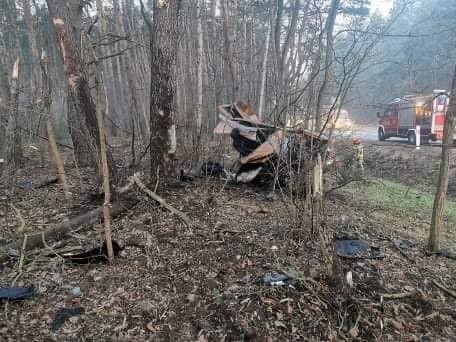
[0,0,455,340]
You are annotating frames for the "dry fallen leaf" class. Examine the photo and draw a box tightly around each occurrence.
[197,334,209,342]
[146,322,157,333]
[262,297,277,306]
[287,302,293,314]
[274,320,287,329]
[392,304,400,316]
[390,319,404,331]
[348,326,359,338]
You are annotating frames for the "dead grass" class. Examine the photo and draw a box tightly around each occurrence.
[340,179,456,251]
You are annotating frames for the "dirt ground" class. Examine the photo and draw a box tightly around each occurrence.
[0,143,455,341]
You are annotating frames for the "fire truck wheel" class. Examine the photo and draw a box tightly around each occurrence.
[407,131,416,145]
[378,128,386,141]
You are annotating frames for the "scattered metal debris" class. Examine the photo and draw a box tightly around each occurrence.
[70,287,82,296]
[260,271,291,286]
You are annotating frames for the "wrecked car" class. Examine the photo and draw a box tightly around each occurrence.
[214,101,328,186]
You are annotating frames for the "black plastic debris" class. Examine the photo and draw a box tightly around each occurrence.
[50,307,85,332]
[201,161,225,177]
[62,240,122,264]
[0,287,34,301]
[260,271,291,286]
[335,238,384,259]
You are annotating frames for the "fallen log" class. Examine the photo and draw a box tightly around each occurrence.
[0,199,137,262]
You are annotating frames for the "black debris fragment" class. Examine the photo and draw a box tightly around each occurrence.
[201,161,225,177]
[62,240,122,264]
[50,307,85,332]
[335,238,384,259]
[0,287,34,301]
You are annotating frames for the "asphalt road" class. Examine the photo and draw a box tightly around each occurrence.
[351,125,379,142]
[350,125,444,147]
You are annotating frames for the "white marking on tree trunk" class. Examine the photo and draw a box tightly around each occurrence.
[12,58,20,80]
[157,0,168,8]
[168,124,176,154]
[52,18,64,26]
[69,74,81,92]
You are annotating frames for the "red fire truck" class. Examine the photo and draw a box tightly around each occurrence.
[377,91,449,144]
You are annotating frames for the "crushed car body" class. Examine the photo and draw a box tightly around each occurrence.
[214,101,328,185]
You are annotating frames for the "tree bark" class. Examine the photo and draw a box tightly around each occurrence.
[0,62,9,167]
[93,26,114,260]
[112,0,128,132]
[40,51,71,200]
[222,0,238,101]
[22,0,39,66]
[2,58,23,182]
[315,0,340,131]
[258,21,271,119]
[149,0,180,183]
[46,0,116,181]
[195,0,204,136]
[429,67,456,252]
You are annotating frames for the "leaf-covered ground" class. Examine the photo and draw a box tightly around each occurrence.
[0,145,455,341]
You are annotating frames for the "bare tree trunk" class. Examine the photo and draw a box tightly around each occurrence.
[46,0,116,181]
[149,0,180,183]
[209,0,219,127]
[315,0,340,131]
[258,21,271,119]
[2,58,23,182]
[5,0,21,66]
[0,62,9,167]
[96,0,115,136]
[429,67,456,252]
[195,0,204,136]
[40,51,71,200]
[112,0,128,132]
[222,0,238,100]
[93,35,114,261]
[22,0,39,82]
[22,0,38,57]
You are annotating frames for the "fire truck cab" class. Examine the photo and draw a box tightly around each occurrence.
[377,91,449,144]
